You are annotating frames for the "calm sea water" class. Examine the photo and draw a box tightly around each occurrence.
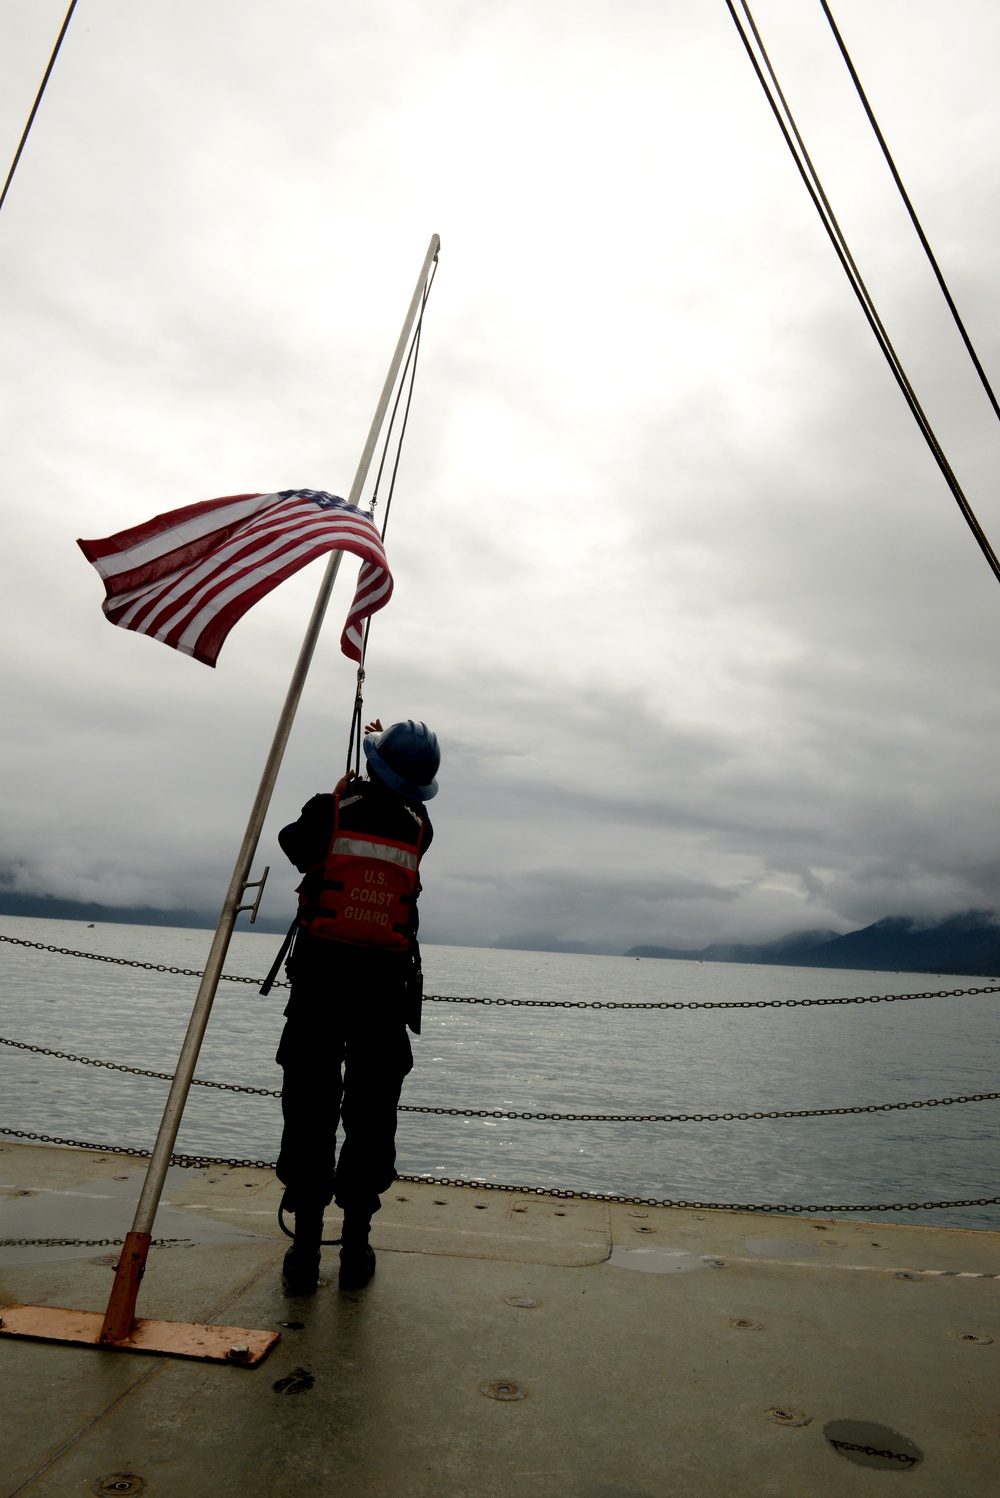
[1,915,998,1230]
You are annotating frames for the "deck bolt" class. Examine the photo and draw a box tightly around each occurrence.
[227,1343,250,1363]
[766,1406,811,1427]
[480,1378,526,1401]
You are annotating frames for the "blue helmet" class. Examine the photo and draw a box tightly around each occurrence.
[364,720,440,801]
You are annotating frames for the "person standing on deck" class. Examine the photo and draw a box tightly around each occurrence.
[275,717,438,1293]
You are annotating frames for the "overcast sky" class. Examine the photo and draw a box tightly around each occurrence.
[3,0,1000,953]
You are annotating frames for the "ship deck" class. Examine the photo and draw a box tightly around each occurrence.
[1,1141,997,1497]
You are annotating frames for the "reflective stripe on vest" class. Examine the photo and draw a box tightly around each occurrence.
[298,793,422,951]
[327,836,418,872]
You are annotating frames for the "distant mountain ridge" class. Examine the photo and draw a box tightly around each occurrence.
[626,912,1000,976]
[3,890,1000,973]
[0,888,294,936]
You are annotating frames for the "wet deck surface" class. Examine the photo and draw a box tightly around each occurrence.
[1,1142,998,1497]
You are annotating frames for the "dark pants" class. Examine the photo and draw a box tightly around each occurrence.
[276,1000,413,1218]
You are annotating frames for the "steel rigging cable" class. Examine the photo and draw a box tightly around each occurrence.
[818,0,1000,430]
[725,0,1000,588]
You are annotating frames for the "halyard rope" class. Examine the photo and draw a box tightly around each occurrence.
[345,254,438,774]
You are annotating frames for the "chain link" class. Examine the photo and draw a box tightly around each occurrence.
[2,1035,996,1122]
[425,987,1000,1009]
[393,1174,1000,1215]
[3,933,1000,1010]
[0,1237,190,1248]
[3,1126,994,1214]
[0,931,285,986]
[0,1125,273,1169]
[396,1094,1000,1122]
[0,1035,278,1095]
[0,1237,124,1247]
[827,1441,918,1466]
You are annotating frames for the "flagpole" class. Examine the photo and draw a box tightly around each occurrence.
[98,233,441,1345]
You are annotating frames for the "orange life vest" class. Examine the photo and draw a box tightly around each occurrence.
[298,791,423,951]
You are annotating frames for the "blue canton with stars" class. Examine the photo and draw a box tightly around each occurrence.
[278,489,350,510]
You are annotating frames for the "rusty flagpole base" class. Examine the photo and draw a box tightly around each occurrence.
[100,1229,152,1342]
[0,1302,279,1366]
[0,1230,279,1366]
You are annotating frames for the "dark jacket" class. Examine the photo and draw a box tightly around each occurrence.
[279,774,433,1032]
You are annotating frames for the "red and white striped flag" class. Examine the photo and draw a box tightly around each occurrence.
[77,489,392,666]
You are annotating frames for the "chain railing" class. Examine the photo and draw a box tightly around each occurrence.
[0,1035,278,1096]
[3,932,998,1219]
[2,1034,997,1123]
[0,1235,191,1249]
[3,931,999,1009]
[1,1125,998,1217]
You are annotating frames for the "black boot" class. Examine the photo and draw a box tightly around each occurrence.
[282,1206,324,1294]
[338,1213,375,1291]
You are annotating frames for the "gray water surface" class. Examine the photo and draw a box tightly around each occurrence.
[1,916,997,1229]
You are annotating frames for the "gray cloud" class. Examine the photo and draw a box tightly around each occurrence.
[3,0,1000,955]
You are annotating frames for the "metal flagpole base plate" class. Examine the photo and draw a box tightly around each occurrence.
[0,1304,280,1366]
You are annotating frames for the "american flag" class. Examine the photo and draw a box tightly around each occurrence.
[77,489,392,667]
